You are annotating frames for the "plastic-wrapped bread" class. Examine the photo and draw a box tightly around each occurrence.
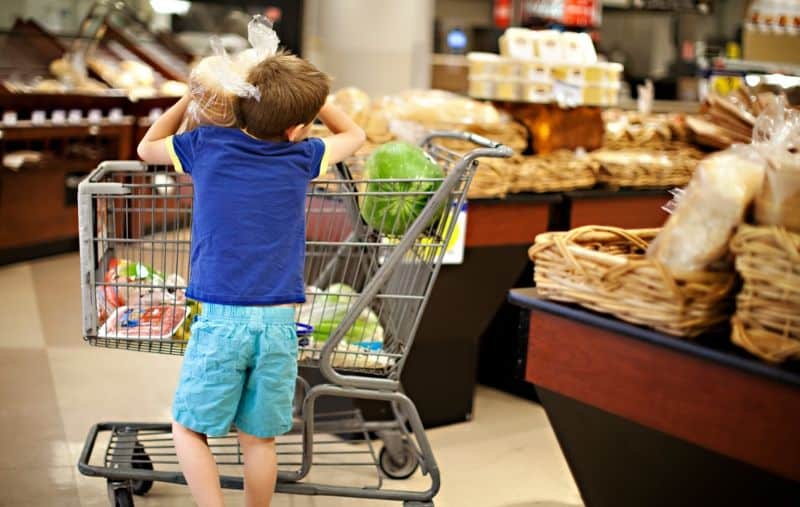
[752,95,800,232]
[186,15,278,128]
[329,87,371,126]
[187,54,245,126]
[647,146,766,276]
[755,151,800,232]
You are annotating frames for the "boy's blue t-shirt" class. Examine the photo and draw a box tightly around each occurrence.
[166,126,328,306]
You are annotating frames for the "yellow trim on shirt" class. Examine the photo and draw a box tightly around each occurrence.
[165,136,184,173]
[240,128,260,140]
[319,138,330,177]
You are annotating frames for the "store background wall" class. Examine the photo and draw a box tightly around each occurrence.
[303,0,434,96]
[599,0,747,79]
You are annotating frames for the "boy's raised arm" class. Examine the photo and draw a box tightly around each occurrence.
[137,95,192,165]
[318,102,366,165]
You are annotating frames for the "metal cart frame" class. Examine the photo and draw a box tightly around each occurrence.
[76,132,511,506]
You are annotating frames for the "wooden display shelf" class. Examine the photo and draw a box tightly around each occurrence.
[465,194,561,247]
[566,188,671,229]
[0,119,134,263]
[510,288,800,507]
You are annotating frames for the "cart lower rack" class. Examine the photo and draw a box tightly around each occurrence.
[76,132,512,506]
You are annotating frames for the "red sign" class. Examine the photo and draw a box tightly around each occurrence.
[563,0,598,27]
[494,0,512,28]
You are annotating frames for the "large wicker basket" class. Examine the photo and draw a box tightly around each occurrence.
[528,226,737,337]
[591,143,704,189]
[508,151,597,193]
[730,225,800,363]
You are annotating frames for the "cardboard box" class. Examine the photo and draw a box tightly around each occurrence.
[744,29,800,65]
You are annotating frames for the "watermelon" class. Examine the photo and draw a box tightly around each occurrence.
[360,142,444,235]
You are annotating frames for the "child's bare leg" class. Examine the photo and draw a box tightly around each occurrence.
[172,420,224,507]
[238,431,278,507]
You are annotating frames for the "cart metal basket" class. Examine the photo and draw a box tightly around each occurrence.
[76,132,512,506]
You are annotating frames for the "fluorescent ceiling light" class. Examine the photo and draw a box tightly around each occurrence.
[150,0,191,15]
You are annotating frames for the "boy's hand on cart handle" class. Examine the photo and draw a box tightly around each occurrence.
[318,102,366,166]
[137,95,192,166]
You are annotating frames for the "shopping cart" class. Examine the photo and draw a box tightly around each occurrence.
[76,132,512,506]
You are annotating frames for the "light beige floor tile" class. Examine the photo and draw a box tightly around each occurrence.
[0,349,73,470]
[0,263,45,348]
[30,253,83,348]
[46,346,182,458]
[0,466,81,507]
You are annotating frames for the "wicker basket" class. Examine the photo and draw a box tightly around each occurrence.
[528,226,737,337]
[730,225,800,363]
[509,151,598,193]
[468,156,515,199]
[591,143,704,189]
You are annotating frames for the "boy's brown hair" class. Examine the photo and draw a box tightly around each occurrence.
[236,52,330,140]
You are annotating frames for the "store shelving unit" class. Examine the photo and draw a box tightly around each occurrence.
[510,288,800,507]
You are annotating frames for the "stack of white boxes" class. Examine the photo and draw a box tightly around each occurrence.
[467,28,623,107]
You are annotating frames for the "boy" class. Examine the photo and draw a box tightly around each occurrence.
[137,53,365,507]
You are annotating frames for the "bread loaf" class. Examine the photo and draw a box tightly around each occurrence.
[648,147,766,276]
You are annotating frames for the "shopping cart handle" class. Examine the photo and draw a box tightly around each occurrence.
[88,160,147,182]
[420,131,514,158]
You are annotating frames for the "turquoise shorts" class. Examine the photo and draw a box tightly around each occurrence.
[173,304,298,438]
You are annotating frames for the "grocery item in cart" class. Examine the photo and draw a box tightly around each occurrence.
[101,259,186,322]
[647,146,766,276]
[99,305,190,340]
[360,142,444,235]
[298,285,385,345]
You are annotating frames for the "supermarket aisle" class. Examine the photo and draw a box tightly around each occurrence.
[0,253,582,507]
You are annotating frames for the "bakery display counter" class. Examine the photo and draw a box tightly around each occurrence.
[0,118,134,264]
[566,188,671,229]
[509,288,800,507]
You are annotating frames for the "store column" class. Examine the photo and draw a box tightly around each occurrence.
[303,0,433,96]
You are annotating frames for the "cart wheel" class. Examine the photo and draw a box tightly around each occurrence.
[107,482,134,507]
[131,442,153,496]
[379,442,419,480]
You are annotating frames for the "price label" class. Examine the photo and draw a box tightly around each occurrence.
[50,110,66,124]
[109,108,124,123]
[32,110,48,124]
[2,111,17,126]
[88,109,102,124]
[68,109,82,124]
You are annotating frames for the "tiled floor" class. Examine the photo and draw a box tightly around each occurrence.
[0,253,582,507]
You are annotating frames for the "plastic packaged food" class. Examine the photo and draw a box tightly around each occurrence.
[186,15,279,128]
[553,64,586,85]
[503,28,536,59]
[605,62,624,82]
[495,57,519,78]
[583,63,606,84]
[99,305,190,340]
[752,95,800,232]
[467,52,499,76]
[647,146,767,276]
[561,32,597,64]
[328,87,371,126]
[582,85,606,106]
[520,60,551,82]
[522,81,554,103]
[378,89,504,125]
[494,78,521,101]
[468,77,493,99]
[534,31,564,62]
